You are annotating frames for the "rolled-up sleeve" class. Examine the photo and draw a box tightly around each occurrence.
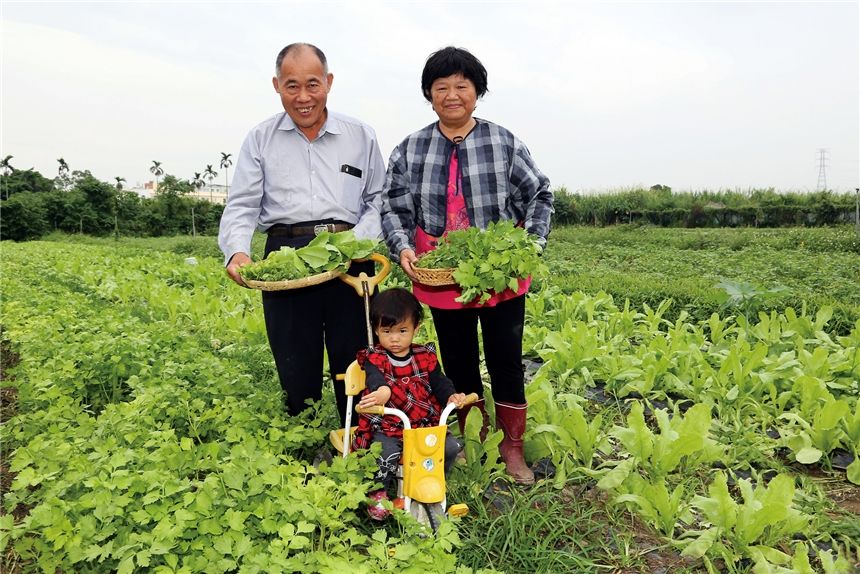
[218,132,264,265]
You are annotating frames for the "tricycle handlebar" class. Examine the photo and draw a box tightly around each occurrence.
[338,253,391,296]
[356,392,481,430]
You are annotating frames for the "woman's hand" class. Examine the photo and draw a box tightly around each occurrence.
[448,393,468,408]
[226,252,252,287]
[399,248,419,282]
[358,386,392,409]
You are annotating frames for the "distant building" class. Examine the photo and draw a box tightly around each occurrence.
[129,181,229,204]
[129,181,156,199]
[190,183,228,205]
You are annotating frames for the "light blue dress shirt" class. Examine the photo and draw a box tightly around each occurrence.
[218,110,385,264]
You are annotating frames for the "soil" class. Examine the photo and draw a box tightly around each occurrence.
[1,331,20,423]
[567,484,705,573]
[793,463,860,515]
[0,333,20,383]
[823,481,860,515]
[0,332,20,512]
[616,515,702,574]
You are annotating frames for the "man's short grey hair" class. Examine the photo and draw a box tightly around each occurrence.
[275,43,328,76]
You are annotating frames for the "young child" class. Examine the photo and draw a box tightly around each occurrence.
[351,288,466,520]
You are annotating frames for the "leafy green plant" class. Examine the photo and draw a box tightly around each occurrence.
[715,279,789,327]
[615,473,693,538]
[748,541,817,574]
[681,472,809,566]
[778,396,850,465]
[239,230,377,281]
[817,545,859,574]
[749,541,860,574]
[842,404,860,484]
[526,379,608,478]
[418,220,546,304]
[596,402,720,539]
[601,402,723,483]
[455,407,505,489]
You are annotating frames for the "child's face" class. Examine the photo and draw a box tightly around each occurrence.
[375,318,418,357]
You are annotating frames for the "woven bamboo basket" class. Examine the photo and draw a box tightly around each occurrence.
[411,263,457,286]
[244,267,345,291]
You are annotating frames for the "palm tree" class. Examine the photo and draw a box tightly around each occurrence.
[1,155,13,176]
[220,152,232,197]
[192,172,205,192]
[150,160,164,192]
[113,177,126,240]
[203,164,218,202]
[191,173,205,234]
[57,157,69,176]
[1,155,13,199]
[56,157,71,191]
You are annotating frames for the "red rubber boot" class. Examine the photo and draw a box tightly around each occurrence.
[494,401,535,485]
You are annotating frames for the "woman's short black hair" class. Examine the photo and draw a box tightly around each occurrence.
[371,288,424,328]
[421,46,488,102]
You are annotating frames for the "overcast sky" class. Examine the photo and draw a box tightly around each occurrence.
[2,1,858,193]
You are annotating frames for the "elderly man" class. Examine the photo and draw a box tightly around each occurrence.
[219,43,385,419]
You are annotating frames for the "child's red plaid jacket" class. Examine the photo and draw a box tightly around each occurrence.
[351,344,457,450]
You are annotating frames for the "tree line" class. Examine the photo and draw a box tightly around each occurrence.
[2,154,856,242]
[0,156,232,241]
[552,185,859,228]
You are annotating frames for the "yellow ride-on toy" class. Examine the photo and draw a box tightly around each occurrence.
[331,255,475,531]
[331,363,478,530]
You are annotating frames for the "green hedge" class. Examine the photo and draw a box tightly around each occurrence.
[552,188,858,228]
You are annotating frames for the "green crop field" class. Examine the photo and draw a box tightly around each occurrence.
[1,226,858,573]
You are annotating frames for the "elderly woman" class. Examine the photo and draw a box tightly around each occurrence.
[380,46,553,484]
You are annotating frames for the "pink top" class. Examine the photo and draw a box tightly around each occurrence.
[413,145,530,310]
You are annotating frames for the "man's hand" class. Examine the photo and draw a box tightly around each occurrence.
[358,386,392,409]
[399,248,419,282]
[226,252,252,287]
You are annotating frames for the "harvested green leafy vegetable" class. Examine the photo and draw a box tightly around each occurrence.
[239,230,377,282]
[418,221,546,304]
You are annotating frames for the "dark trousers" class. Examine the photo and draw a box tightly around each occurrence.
[262,234,373,419]
[430,295,526,405]
[373,431,461,491]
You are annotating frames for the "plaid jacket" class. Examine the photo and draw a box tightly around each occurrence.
[381,118,553,257]
[351,344,456,450]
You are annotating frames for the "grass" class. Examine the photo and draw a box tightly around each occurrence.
[451,480,613,573]
[450,476,709,573]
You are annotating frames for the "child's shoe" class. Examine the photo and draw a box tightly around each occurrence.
[367,490,390,521]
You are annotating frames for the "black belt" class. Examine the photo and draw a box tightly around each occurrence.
[267,220,353,238]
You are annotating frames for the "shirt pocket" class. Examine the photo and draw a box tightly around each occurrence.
[263,156,294,208]
[338,170,364,217]
[274,187,294,208]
